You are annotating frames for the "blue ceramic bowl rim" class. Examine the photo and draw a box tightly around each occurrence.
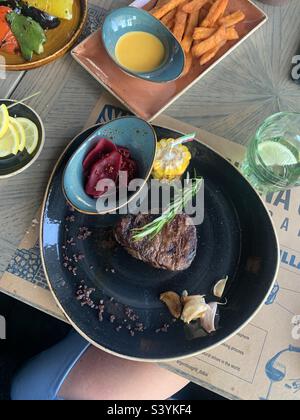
[0,99,45,179]
[101,6,185,83]
[62,116,157,215]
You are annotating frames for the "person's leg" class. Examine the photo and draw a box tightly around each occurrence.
[11,332,90,400]
[59,346,189,401]
[11,330,188,400]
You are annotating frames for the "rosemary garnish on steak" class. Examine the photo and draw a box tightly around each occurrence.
[132,176,202,241]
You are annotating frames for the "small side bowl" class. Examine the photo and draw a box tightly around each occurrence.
[102,6,185,83]
[0,100,45,179]
[63,116,157,215]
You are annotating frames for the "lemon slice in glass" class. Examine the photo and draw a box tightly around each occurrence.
[9,117,26,152]
[258,141,298,167]
[16,117,39,155]
[0,123,20,157]
[0,104,10,138]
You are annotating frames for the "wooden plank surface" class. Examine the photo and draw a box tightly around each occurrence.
[0,71,24,98]
[0,0,127,275]
[0,0,299,398]
[0,0,299,278]
[167,0,300,143]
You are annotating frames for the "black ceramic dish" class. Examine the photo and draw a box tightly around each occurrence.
[41,124,279,361]
[0,100,45,178]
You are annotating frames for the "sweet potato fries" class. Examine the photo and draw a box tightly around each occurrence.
[150,0,246,75]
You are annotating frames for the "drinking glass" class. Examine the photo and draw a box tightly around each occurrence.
[241,113,300,193]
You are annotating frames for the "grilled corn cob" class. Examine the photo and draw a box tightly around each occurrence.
[152,138,192,181]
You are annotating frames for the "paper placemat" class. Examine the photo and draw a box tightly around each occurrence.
[1,92,299,401]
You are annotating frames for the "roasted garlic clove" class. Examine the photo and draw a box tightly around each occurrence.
[181,295,209,324]
[160,291,183,319]
[213,276,229,299]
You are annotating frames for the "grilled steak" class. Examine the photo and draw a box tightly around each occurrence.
[114,214,197,271]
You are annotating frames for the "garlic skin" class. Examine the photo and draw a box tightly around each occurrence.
[160,291,182,319]
[181,290,188,299]
[213,276,229,299]
[200,302,218,334]
[181,295,209,324]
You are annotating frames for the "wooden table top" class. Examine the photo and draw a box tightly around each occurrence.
[0,0,299,282]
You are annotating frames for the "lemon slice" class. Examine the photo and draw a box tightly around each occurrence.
[258,141,298,167]
[16,117,39,155]
[0,123,20,157]
[9,117,26,152]
[0,104,10,138]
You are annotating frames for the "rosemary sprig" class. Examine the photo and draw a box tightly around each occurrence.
[132,176,203,241]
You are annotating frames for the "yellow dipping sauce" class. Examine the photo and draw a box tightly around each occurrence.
[115,31,165,73]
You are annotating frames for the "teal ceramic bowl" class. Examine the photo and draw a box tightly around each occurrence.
[0,100,45,179]
[63,117,157,215]
[102,6,185,83]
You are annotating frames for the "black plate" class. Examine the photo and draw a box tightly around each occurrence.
[41,124,279,361]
